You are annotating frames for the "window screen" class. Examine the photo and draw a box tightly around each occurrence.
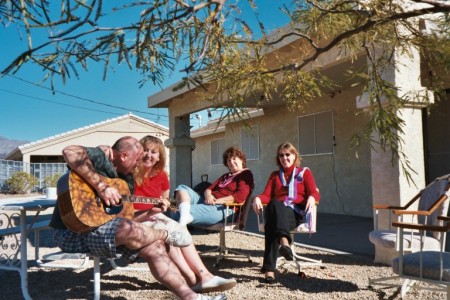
[298,111,334,155]
[211,139,225,165]
[241,125,259,160]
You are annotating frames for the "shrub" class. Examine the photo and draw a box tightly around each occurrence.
[5,172,39,194]
[44,174,62,187]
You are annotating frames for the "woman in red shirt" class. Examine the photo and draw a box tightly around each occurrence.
[133,135,236,294]
[174,146,254,226]
[252,142,320,284]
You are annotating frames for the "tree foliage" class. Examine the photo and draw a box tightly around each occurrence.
[1,0,450,180]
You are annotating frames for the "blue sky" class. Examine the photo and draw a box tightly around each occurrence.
[0,1,290,142]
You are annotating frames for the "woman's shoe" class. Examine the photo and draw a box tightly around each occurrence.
[191,276,236,293]
[264,271,276,284]
[279,245,294,261]
[264,276,276,284]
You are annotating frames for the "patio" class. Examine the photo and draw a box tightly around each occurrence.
[0,222,445,300]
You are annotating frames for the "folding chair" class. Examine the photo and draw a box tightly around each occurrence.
[196,185,254,267]
[257,202,323,276]
[369,173,450,292]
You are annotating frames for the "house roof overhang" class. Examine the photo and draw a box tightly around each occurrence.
[191,108,265,138]
[147,24,368,113]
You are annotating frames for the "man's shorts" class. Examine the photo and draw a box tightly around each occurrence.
[53,218,140,263]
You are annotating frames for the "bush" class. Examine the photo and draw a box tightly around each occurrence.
[44,174,62,187]
[5,172,39,194]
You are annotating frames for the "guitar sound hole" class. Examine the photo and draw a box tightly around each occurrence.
[104,204,124,215]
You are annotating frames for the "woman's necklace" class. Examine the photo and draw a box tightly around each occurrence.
[146,167,158,178]
[284,171,291,182]
[218,168,248,188]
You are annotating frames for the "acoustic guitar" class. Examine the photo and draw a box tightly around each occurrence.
[57,171,168,233]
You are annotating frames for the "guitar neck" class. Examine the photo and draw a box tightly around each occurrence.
[122,195,163,205]
[121,195,178,210]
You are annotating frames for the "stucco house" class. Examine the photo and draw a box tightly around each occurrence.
[5,113,169,164]
[3,113,169,187]
[147,22,450,221]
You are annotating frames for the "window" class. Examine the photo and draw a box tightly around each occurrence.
[241,125,259,160]
[211,139,225,165]
[298,111,334,155]
[0,159,67,190]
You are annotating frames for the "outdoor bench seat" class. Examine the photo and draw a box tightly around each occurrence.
[38,250,147,300]
[0,219,50,239]
[0,214,147,300]
[26,225,147,300]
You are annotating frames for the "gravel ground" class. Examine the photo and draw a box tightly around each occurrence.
[0,193,446,299]
[0,228,447,300]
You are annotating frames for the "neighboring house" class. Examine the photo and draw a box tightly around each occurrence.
[147,20,450,220]
[4,112,170,173]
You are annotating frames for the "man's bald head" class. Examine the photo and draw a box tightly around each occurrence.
[112,136,143,175]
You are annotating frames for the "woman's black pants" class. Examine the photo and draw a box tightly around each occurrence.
[262,200,301,272]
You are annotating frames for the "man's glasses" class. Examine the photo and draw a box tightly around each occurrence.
[278,153,291,158]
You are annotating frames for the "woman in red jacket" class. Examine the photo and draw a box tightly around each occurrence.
[174,146,254,226]
[252,142,320,284]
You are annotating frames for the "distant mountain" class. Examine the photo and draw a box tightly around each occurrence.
[0,136,29,159]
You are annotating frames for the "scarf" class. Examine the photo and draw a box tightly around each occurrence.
[280,167,309,213]
[280,166,313,236]
[280,166,298,209]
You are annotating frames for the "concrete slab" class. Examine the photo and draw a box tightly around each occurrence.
[245,211,375,257]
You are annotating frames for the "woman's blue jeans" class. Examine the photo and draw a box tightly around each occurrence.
[170,184,234,226]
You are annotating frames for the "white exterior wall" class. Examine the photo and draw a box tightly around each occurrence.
[191,85,374,217]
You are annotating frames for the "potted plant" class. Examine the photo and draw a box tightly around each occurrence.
[44,174,61,199]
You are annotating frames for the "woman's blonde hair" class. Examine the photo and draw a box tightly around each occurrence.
[276,142,301,168]
[134,135,166,186]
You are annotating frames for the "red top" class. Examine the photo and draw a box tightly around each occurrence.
[257,167,320,205]
[207,169,254,203]
[133,171,170,210]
